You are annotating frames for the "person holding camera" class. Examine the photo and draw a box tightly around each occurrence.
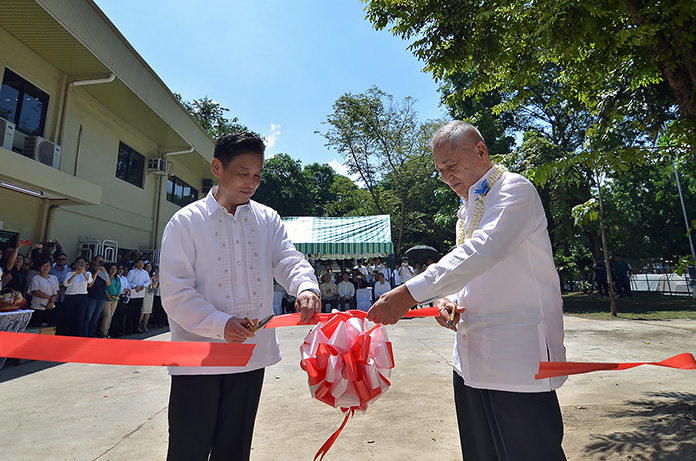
[397,257,415,285]
[57,257,94,336]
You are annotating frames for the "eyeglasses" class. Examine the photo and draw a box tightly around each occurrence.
[57,258,67,261]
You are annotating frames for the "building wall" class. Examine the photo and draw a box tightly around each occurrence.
[0,18,213,261]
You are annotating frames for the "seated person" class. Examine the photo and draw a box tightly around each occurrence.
[319,273,338,313]
[373,272,391,299]
[337,272,356,311]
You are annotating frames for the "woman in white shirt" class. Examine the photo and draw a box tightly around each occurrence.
[56,257,94,336]
[28,256,59,327]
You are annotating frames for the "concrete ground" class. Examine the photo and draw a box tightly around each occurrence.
[0,315,694,460]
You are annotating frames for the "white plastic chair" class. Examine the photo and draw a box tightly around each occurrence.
[272,291,283,315]
[356,288,373,312]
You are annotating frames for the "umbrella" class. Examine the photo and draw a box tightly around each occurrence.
[403,245,440,265]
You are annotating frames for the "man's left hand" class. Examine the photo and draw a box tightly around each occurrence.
[295,290,320,323]
[367,284,417,325]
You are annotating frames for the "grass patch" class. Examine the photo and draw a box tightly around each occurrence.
[562,292,696,320]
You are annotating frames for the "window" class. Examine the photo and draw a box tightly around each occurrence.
[167,176,199,207]
[115,142,145,188]
[0,68,49,137]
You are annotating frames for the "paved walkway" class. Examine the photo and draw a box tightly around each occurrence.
[0,315,694,460]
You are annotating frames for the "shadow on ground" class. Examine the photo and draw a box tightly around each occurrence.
[577,392,696,460]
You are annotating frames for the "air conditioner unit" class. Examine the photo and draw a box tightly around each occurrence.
[0,117,15,151]
[147,157,168,175]
[24,136,61,169]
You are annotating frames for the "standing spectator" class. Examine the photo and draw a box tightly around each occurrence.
[319,273,338,313]
[4,253,27,295]
[30,238,63,261]
[100,263,121,338]
[612,255,632,298]
[397,257,415,285]
[319,263,334,280]
[1,240,31,292]
[337,272,356,311]
[28,256,59,326]
[414,262,423,275]
[126,258,150,334]
[85,255,111,337]
[140,262,159,332]
[58,257,93,336]
[353,259,369,279]
[109,264,131,338]
[593,259,609,297]
[150,266,167,328]
[373,272,391,299]
[49,252,72,319]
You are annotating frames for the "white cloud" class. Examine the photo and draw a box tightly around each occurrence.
[327,158,363,185]
[264,123,281,148]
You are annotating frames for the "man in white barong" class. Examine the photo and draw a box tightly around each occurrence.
[368,120,567,460]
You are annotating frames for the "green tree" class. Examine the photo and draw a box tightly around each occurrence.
[303,163,336,216]
[320,86,439,254]
[174,94,256,138]
[363,0,694,154]
[253,154,312,216]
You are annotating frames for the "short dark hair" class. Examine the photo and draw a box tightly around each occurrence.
[34,255,53,270]
[214,132,265,167]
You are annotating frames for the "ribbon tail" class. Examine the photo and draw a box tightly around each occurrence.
[536,353,696,380]
[314,409,354,461]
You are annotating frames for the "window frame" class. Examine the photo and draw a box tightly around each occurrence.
[0,67,49,138]
[115,142,145,189]
[166,175,199,207]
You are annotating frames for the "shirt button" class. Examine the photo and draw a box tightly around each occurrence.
[218,283,222,287]
[260,303,263,307]
[248,241,251,245]
[222,243,226,247]
[257,277,261,282]
[252,291,256,295]
[215,232,218,236]
[249,266,253,270]
[233,220,236,224]
[237,261,241,266]
[461,334,467,340]
[226,295,230,299]
[254,253,258,256]
[219,220,222,223]
[236,240,239,244]
[218,257,221,261]
[224,269,228,273]
[244,218,248,221]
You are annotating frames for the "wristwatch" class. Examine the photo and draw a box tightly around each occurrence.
[302,288,321,298]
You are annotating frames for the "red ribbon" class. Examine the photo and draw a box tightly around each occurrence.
[536,353,696,379]
[314,408,354,461]
[0,331,255,367]
[264,306,440,329]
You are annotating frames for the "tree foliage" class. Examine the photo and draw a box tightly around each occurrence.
[363,0,695,155]
[174,94,257,139]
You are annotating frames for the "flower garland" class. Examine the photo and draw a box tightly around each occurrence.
[456,164,507,244]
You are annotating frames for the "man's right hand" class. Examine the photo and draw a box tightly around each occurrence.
[224,317,254,343]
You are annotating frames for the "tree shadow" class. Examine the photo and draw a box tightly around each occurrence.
[580,392,696,460]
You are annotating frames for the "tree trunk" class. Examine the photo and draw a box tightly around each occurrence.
[595,162,617,316]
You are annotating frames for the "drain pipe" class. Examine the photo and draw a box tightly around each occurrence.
[57,73,116,161]
[151,146,194,248]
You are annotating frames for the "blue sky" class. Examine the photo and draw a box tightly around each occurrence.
[93,0,448,176]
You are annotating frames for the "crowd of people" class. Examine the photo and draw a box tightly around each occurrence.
[275,256,435,314]
[0,239,166,338]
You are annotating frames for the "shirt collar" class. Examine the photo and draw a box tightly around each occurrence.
[204,186,251,216]
[461,165,498,206]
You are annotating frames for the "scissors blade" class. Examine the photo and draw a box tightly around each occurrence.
[257,314,275,329]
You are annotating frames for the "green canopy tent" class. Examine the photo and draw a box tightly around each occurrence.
[282,215,393,260]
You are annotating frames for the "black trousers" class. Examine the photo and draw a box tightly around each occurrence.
[109,298,128,337]
[125,297,143,334]
[167,369,265,461]
[453,372,566,461]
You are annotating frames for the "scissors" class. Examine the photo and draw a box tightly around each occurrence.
[245,314,275,333]
[445,301,458,329]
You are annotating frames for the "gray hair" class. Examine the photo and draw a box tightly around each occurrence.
[430,120,485,150]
